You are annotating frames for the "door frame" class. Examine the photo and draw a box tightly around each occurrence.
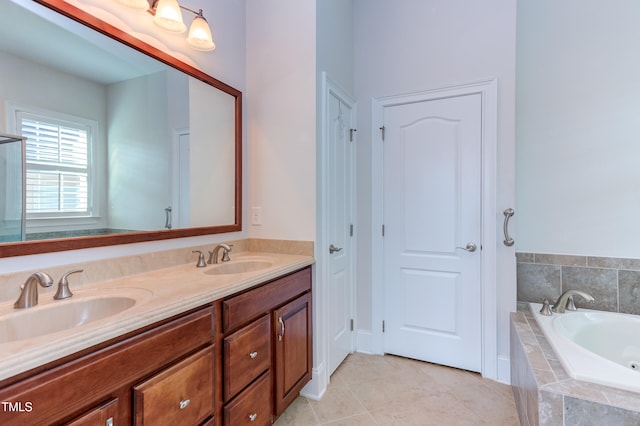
[370,79,498,379]
[308,72,357,398]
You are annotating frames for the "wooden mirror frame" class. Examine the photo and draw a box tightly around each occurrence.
[1,0,242,257]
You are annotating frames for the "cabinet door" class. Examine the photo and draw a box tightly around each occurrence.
[273,292,312,416]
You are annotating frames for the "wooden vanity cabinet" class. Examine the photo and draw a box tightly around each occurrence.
[222,267,312,423]
[0,265,312,426]
[0,306,216,426]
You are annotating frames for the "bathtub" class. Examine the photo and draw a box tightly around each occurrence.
[530,303,640,393]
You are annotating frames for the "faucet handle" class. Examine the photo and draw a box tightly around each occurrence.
[54,269,83,300]
[192,250,207,267]
[221,244,233,262]
[539,298,553,316]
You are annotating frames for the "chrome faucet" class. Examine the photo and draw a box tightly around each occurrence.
[14,272,54,309]
[552,289,595,313]
[208,243,232,264]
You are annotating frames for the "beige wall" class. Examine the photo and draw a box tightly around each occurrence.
[245,0,317,241]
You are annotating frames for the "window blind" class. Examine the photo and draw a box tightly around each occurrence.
[20,117,89,215]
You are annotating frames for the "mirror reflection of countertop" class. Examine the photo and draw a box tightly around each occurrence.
[0,250,314,382]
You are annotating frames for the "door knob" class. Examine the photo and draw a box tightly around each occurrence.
[456,242,477,252]
[329,244,343,254]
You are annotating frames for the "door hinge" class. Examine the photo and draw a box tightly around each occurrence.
[350,224,354,237]
[382,224,385,236]
[349,128,357,142]
[379,126,385,141]
[350,319,354,331]
[382,320,385,333]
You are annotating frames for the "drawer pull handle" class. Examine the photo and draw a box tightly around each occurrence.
[249,351,258,359]
[249,413,257,422]
[179,399,190,410]
[278,317,285,341]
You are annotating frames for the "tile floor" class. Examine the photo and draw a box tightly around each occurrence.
[274,353,520,426]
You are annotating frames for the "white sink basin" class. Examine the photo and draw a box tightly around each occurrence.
[205,259,273,275]
[0,289,150,344]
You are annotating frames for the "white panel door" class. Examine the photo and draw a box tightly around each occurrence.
[171,130,190,228]
[383,93,482,372]
[327,88,355,376]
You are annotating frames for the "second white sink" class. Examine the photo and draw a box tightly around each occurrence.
[205,259,273,275]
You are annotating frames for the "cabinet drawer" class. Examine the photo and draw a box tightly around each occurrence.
[134,347,214,425]
[65,398,119,425]
[224,371,272,426]
[223,267,311,331]
[224,314,271,401]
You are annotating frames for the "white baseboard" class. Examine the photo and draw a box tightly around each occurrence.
[300,363,326,401]
[496,355,511,385]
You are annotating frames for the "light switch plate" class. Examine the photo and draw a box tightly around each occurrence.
[251,207,262,225]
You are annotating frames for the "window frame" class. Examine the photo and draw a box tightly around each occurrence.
[10,104,100,227]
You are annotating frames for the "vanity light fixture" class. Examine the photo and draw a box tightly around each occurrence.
[114,0,216,51]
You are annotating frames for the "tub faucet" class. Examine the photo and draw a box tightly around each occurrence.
[14,272,54,309]
[208,243,232,264]
[552,290,595,313]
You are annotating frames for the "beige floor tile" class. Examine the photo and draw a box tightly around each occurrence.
[331,353,393,385]
[276,354,520,426]
[307,385,367,423]
[273,396,320,426]
[348,375,441,411]
[369,392,484,426]
[321,412,379,425]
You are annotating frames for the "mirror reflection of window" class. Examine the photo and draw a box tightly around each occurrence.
[18,111,95,218]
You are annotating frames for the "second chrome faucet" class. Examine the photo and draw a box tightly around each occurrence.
[208,243,233,264]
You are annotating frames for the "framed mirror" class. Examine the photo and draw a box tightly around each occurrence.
[0,0,242,257]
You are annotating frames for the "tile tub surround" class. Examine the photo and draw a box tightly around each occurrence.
[511,305,640,426]
[516,252,640,314]
[0,238,314,381]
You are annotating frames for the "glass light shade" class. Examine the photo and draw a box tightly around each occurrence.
[187,15,215,51]
[115,0,150,10]
[153,0,186,33]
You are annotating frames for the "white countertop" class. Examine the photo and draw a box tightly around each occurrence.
[0,251,314,382]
